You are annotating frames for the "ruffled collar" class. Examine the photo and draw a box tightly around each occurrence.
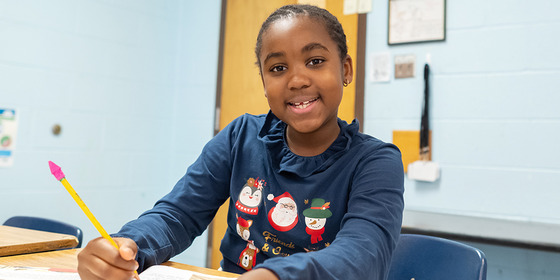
[258,111,359,177]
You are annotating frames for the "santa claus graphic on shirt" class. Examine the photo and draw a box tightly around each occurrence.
[267,192,298,232]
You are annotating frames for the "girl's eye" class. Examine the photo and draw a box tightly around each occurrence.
[308,58,324,66]
[270,65,287,72]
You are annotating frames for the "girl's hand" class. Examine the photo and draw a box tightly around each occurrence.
[77,237,140,280]
[238,268,279,280]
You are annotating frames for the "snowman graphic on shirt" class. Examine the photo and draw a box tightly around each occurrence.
[303,198,332,244]
[267,192,298,232]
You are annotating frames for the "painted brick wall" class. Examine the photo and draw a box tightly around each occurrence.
[365,0,560,279]
[0,0,221,267]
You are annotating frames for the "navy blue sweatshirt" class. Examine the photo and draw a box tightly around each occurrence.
[116,112,404,280]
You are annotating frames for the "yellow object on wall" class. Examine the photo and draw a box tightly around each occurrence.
[392,130,431,173]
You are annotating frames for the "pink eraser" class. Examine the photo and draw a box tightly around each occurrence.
[48,161,66,181]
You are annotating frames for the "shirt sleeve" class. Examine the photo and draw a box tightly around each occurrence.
[255,143,405,280]
[113,119,241,272]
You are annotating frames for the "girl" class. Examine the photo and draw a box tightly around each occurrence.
[77,4,404,280]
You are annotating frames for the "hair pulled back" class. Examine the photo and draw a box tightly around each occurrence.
[255,4,348,69]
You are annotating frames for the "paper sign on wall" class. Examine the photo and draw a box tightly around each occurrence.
[344,0,372,15]
[0,108,18,167]
[394,54,416,79]
[370,52,391,82]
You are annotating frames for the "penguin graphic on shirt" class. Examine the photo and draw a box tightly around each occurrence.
[236,178,265,215]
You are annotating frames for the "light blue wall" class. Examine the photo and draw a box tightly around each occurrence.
[0,0,221,267]
[365,0,560,279]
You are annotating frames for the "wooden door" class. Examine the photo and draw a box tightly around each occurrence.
[209,0,361,269]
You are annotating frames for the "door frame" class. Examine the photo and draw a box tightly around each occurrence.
[208,0,367,268]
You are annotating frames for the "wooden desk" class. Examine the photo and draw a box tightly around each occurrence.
[0,249,239,278]
[0,225,79,257]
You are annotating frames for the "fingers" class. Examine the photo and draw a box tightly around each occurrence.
[78,237,139,280]
[93,237,139,270]
[116,237,139,261]
[120,246,137,261]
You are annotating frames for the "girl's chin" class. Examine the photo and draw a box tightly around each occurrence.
[286,120,323,134]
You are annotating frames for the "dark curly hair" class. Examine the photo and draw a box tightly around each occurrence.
[255,4,348,69]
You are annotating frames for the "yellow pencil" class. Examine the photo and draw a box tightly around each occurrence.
[48,161,138,277]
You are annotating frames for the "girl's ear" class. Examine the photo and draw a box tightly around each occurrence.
[343,55,354,85]
[260,70,268,98]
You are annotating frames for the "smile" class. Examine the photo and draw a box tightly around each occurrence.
[289,97,319,109]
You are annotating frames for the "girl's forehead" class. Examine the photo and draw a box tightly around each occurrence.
[262,18,331,52]
[263,16,327,40]
[270,16,306,31]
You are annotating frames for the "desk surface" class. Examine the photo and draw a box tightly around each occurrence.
[0,249,239,278]
[0,225,79,257]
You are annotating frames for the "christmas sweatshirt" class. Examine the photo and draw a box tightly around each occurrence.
[115,112,404,280]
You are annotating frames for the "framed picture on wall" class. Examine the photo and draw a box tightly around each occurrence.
[388,0,446,45]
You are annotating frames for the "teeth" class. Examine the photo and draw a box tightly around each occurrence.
[295,100,310,109]
[292,98,316,109]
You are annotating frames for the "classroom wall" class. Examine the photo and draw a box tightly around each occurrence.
[3,0,560,278]
[364,0,560,279]
[0,0,221,267]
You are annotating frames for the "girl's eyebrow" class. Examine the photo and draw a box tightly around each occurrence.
[302,42,329,53]
[263,51,285,65]
[262,43,329,65]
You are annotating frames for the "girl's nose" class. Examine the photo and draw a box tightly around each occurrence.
[288,66,311,90]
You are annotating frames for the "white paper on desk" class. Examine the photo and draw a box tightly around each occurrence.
[140,265,238,280]
[0,265,238,280]
[0,266,79,280]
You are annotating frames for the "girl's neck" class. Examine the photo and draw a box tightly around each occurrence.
[285,120,341,157]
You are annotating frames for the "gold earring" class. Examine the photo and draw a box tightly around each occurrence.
[343,80,349,87]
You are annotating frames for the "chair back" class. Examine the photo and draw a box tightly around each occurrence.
[3,216,83,248]
[387,234,487,280]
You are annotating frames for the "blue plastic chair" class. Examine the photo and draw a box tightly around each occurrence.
[387,234,487,280]
[3,216,83,248]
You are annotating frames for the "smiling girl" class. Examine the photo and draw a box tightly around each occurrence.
[77,5,404,280]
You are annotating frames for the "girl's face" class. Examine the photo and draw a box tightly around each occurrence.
[259,16,353,136]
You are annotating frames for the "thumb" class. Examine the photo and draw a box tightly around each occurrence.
[115,238,138,261]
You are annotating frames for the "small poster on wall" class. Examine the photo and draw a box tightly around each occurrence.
[369,52,391,82]
[0,108,18,167]
[394,54,416,79]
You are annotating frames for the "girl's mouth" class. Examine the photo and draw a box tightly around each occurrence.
[288,97,319,109]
